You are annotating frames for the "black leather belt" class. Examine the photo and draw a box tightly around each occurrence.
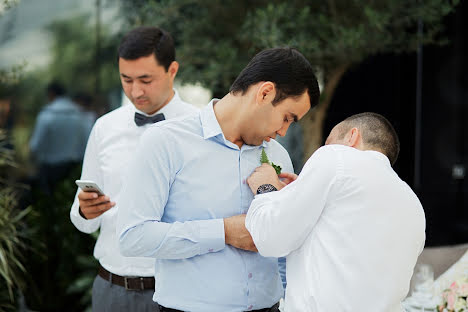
[98,265,155,291]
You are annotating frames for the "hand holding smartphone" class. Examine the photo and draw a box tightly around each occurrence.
[75,180,114,219]
[75,180,105,196]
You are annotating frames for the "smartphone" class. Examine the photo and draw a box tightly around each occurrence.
[75,180,105,196]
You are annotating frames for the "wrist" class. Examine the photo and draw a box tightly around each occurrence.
[78,206,88,220]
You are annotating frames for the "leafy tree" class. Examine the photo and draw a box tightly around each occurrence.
[0,1,34,311]
[120,0,458,159]
[46,14,120,95]
[0,131,34,312]
[11,15,120,311]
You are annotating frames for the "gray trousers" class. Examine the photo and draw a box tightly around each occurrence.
[92,275,160,312]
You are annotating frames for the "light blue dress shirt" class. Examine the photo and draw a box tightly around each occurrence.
[29,96,92,164]
[117,100,293,312]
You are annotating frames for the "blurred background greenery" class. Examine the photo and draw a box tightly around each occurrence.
[0,0,464,311]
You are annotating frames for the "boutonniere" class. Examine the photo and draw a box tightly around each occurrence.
[260,148,282,174]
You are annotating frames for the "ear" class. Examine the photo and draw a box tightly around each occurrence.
[168,61,179,79]
[346,127,362,148]
[255,82,276,106]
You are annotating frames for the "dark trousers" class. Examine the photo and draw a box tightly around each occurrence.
[158,302,280,312]
[92,275,160,312]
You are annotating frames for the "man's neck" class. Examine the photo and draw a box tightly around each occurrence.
[213,94,245,148]
[145,89,175,115]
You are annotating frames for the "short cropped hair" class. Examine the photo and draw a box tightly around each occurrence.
[118,26,175,71]
[47,82,65,96]
[338,112,400,165]
[229,47,320,108]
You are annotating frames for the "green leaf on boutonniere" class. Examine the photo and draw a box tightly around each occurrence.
[272,163,282,175]
[260,148,282,174]
[260,148,270,164]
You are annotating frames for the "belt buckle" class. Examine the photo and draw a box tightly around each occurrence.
[124,277,145,290]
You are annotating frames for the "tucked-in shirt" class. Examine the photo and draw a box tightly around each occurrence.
[29,96,92,164]
[117,100,293,312]
[70,90,198,277]
[246,144,426,312]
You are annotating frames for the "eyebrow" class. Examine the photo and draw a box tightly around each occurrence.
[120,74,153,79]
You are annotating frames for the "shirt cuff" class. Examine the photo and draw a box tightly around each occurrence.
[196,218,225,255]
[70,203,101,233]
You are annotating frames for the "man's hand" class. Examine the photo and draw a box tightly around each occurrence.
[278,172,298,186]
[247,163,283,194]
[224,214,257,252]
[78,191,115,220]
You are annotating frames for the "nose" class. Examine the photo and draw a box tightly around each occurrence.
[276,123,291,137]
[131,82,144,98]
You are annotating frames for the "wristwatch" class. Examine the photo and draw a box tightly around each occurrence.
[256,184,278,195]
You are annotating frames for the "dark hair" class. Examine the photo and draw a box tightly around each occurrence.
[47,82,65,96]
[230,47,320,108]
[338,112,400,166]
[118,26,175,71]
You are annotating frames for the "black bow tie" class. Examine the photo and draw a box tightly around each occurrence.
[134,112,165,127]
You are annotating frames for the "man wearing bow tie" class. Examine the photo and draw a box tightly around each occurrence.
[69,26,198,311]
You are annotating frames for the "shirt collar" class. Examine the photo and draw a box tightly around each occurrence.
[200,99,224,140]
[365,150,391,167]
[200,99,268,149]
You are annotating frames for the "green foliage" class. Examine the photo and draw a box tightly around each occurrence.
[22,165,97,311]
[46,14,120,95]
[12,14,121,127]
[271,163,282,175]
[0,130,34,311]
[260,148,282,174]
[260,148,269,164]
[119,0,458,95]
[0,62,26,85]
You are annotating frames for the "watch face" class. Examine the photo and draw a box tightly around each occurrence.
[256,184,278,194]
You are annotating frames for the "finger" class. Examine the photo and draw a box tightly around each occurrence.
[81,201,115,213]
[78,191,99,200]
[278,172,297,179]
[80,195,111,207]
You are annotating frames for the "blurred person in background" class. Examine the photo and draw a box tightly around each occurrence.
[29,81,92,194]
[70,26,198,312]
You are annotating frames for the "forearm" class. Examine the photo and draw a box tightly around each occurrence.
[119,218,225,259]
[246,196,295,257]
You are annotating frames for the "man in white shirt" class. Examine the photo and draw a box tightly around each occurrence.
[70,26,198,311]
[245,112,426,312]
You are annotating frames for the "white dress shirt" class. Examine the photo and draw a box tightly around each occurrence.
[70,90,198,277]
[246,144,426,312]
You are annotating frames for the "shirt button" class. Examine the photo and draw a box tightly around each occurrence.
[242,179,246,184]
[248,272,252,279]
[208,248,213,252]
[248,305,253,310]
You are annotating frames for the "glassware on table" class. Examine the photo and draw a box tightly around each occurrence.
[403,264,438,312]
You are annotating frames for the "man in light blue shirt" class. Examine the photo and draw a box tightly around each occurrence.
[29,82,92,193]
[117,47,320,312]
